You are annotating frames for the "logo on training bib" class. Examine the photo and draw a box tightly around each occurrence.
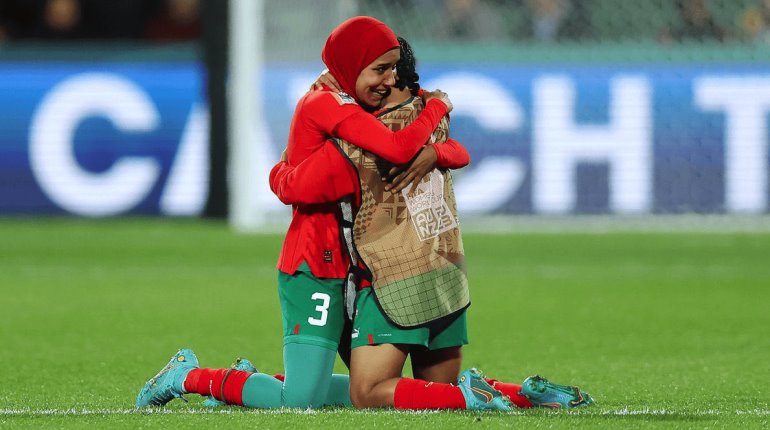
[332,92,356,105]
[402,171,458,241]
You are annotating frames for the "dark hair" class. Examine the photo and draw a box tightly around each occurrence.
[395,36,420,95]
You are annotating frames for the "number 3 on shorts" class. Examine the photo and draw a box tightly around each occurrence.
[307,292,330,326]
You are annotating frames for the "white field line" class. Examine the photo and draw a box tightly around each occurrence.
[0,408,769,417]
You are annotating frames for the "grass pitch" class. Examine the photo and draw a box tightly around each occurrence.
[0,218,768,429]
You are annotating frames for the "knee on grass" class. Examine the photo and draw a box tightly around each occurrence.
[349,380,393,409]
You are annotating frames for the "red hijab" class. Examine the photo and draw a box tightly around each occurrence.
[321,16,399,101]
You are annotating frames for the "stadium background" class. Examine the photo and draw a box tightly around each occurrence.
[2,0,770,223]
[1,1,769,428]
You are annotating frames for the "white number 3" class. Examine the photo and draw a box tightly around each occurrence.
[307,292,330,326]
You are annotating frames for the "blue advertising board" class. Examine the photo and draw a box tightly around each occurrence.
[0,63,206,216]
[1,62,768,216]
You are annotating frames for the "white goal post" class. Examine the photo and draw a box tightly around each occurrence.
[228,0,266,232]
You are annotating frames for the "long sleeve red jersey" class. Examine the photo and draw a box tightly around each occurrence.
[275,89,449,278]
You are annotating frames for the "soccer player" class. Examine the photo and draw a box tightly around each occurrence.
[270,37,593,411]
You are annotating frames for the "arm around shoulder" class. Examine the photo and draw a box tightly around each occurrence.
[269,142,357,205]
[433,137,470,169]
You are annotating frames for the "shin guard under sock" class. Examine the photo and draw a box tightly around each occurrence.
[393,378,466,410]
[183,368,253,406]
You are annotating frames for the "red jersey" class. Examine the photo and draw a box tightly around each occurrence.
[271,137,470,206]
[275,89,449,278]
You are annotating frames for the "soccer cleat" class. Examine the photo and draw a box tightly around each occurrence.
[202,358,259,407]
[457,368,513,412]
[135,348,199,408]
[519,375,594,409]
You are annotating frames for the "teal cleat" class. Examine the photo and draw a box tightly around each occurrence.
[457,368,513,412]
[519,375,594,409]
[135,348,199,408]
[202,358,259,407]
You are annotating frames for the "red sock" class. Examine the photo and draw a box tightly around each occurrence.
[485,378,533,408]
[183,368,253,406]
[393,378,466,410]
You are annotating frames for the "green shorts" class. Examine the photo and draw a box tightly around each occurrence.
[278,262,345,351]
[351,287,469,350]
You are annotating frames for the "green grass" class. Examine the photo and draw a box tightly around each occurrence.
[1,218,768,429]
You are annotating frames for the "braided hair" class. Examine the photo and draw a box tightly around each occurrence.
[394,36,420,95]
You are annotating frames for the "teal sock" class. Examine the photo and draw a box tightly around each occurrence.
[326,374,352,407]
[240,341,351,409]
[282,343,336,408]
[241,373,284,408]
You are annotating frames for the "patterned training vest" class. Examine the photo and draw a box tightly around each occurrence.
[334,96,470,328]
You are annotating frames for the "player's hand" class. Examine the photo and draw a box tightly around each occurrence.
[384,145,438,195]
[309,68,342,93]
[422,89,453,113]
[280,148,288,162]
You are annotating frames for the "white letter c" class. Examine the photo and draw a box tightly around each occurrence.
[29,73,160,216]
